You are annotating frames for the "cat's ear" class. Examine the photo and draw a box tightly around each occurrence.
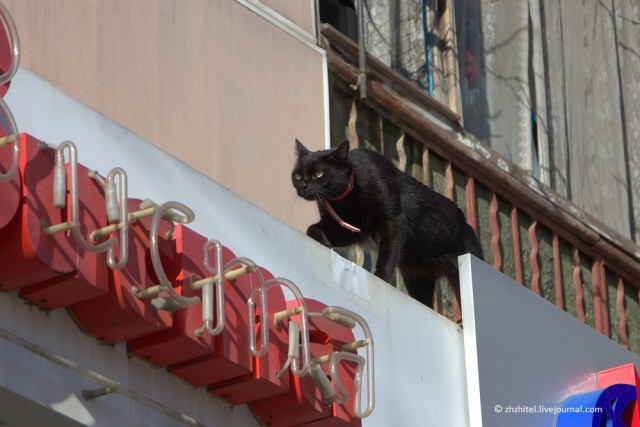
[331,140,350,161]
[295,139,310,157]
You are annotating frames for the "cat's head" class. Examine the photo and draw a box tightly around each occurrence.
[292,139,351,201]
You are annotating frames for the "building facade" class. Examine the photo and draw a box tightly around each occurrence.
[0,1,640,426]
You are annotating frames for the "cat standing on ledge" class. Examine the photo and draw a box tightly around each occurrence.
[292,139,483,310]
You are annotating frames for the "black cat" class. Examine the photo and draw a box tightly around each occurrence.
[292,139,483,310]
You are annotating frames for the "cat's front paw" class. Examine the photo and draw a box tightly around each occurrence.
[306,224,331,247]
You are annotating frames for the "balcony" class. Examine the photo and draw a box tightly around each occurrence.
[320,24,640,354]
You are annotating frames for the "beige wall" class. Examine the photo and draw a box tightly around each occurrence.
[260,0,315,34]
[4,0,325,232]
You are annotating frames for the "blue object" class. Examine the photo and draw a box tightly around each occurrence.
[555,383,637,427]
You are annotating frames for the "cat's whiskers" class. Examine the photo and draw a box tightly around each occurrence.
[286,191,301,219]
[315,194,327,204]
[315,190,331,201]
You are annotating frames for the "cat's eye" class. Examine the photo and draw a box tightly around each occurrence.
[294,173,302,180]
[313,170,324,179]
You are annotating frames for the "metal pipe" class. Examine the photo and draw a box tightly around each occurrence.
[274,306,303,329]
[128,199,188,228]
[420,0,434,97]
[0,134,17,147]
[90,222,125,243]
[441,0,460,112]
[82,386,115,400]
[324,311,357,329]
[190,266,253,291]
[41,218,77,236]
[342,338,370,352]
[357,0,366,99]
[128,206,158,223]
[132,285,162,300]
[0,326,204,426]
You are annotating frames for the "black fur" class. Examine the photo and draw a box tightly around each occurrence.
[292,139,484,309]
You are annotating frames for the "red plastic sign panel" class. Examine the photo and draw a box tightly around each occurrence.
[167,263,266,387]
[250,298,361,427]
[20,161,109,309]
[208,267,290,404]
[128,225,229,367]
[68,198,173,342]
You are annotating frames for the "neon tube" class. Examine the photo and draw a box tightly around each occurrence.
[322,306,375,418]
[51,141,116,254]
[329,351,365,406]
[195,239,225,337]
[105,168,129,269]
[249,278,310,376]
[0,2,20,87]
[0,101,18,183]
[148,201,200,310]
[0,2,21,183]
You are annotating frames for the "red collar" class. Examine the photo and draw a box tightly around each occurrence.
[330,170,355,201]
[321,199,361,232]
[322,170,360,232]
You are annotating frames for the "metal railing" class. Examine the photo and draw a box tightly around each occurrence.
[321,25,640,354]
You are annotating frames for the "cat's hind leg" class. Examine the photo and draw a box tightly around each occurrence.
[401,269,438,309]
[402,257,461,320]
